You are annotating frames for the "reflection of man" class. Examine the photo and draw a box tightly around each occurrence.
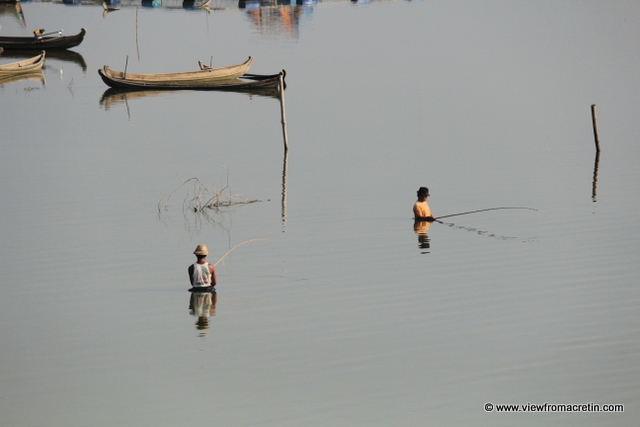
[188,244,217,291]
[414,220,431,233]
[414,220,431,252]
[189,292,217,332]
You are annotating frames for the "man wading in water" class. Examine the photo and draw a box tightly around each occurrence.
[413,187,436,222]
[188,244,217,290]
[413,187,436,252]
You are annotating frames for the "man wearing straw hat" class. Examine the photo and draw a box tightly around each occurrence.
[188,244,217,290]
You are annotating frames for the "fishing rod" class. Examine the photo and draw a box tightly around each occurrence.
[213,239,269,267]
[436,207,537,220]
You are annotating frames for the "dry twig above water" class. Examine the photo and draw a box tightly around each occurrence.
[158,175,262,221]
[180,177,261,213]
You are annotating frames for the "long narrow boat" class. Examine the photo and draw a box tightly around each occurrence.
[98,67,285,93]
[99,56,254,86]
[0,51,45,75]
[0,28,87,50]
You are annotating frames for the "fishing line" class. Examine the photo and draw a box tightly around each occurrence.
[433,207,538,242]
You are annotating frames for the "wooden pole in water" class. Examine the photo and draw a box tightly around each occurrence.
[591,104,601,152]
[281,147,288,230]
[279,71,289,151]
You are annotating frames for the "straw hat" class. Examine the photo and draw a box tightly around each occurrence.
[193,244,209,255]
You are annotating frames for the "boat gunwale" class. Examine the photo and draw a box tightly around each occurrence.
[0,51,45,74]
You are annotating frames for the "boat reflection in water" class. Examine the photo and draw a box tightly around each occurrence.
[414,220,431,254]
[0,48,87,74]
[0,71,45,87]
[189,291,217,337]
[47,50,88,73]
[99,88,178,112]
[100,83,281,116]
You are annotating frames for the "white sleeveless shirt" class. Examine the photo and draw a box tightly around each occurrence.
[191,262,212,287]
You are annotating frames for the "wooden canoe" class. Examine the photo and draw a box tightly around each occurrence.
[0,51,45,75]
[0,28,87,50]
[98,67,285,92]
[99,56,254,86]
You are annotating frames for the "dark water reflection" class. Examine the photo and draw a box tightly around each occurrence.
[99,84,281,112]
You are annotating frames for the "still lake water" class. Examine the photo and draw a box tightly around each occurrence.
[1,1,639,426]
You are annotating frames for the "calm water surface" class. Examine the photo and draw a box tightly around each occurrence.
[1,1,639,426]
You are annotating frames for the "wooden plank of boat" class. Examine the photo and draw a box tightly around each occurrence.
[0,51,45,75]
[0,28,87,50]
[100,56,254,85]
[98,67,285,92]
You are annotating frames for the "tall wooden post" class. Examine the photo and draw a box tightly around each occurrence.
[591,104,600,152]
[279,72,289,152]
